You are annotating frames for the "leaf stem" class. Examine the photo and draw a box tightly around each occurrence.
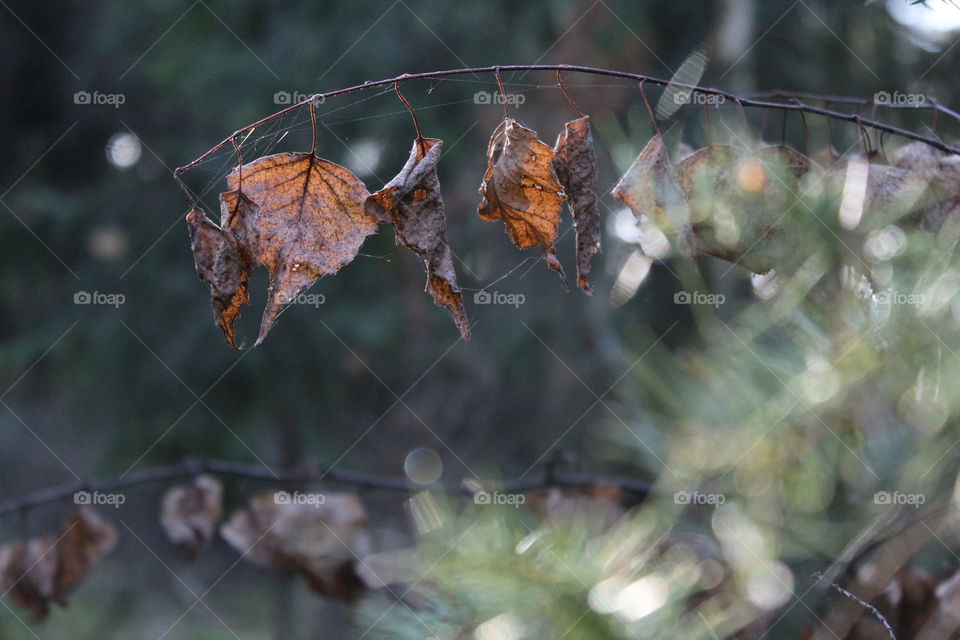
[394,79,426,157]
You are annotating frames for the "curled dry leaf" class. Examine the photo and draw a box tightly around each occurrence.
[220,491,370,599]
[612,133,689,235]
[160,475,224,557]
[0,537,58,620]
[553,116,601,294]
[226,153,377,344]
[0,507,117,621]
[365,138,470,339]
[186,204,252,349]
[55,507,118,604]
[478,118,567,278]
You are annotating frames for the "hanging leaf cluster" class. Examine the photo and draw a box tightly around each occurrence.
[186,90,601,348]
[183,73,960,347]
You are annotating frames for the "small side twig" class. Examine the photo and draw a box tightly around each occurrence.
[813,572,897,640]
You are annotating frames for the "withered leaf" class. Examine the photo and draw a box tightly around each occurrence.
[0,508,116,621]
[823,153,934,232]
[365,138,470,339]
[186,203,252,350]
[0,537,58,621]
[160,475,224,557]
[673,145,819,273]
[553,116,601,294]
[54,507,117,604]
[220,491,370,600]
[478,118,567,278]
[893,141,960,231]
[612,133,689,235]
[223,152,377,345]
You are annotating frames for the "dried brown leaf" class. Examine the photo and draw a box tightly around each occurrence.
[0,537,58,621]
[160,475,224,557]
[186,204,252,349]
[54,507,117,604]
[612,133,689,234]
[478,118,567,278]
[674,145,819,272]
[220,491,369,599]
[819,154,934,233]
[553,116,601,293]
[366,138,470,339]
[894,141,960,231]
[224,152,377,344]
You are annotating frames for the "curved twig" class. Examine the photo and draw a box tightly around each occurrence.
[173,65,960,189]
[0,457,658,519]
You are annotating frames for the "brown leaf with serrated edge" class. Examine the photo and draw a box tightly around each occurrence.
[478,118,567,278]
[54,507,117,604]
[0,537,58,620]
[160,475,223,558]
[554,116,600,294]
[186,203,252,350]
[365,138,470,339]
[220,491,370,600]
[612,134,689,234]
[224,152,377,344]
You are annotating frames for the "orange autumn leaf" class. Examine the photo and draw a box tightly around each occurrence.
[478,118,567,278]
[222,152,377,345]
[553,116,601,294]
[366,138,470,339]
